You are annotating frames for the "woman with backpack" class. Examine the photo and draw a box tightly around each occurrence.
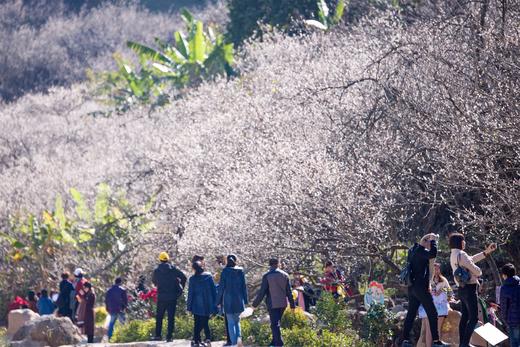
[449,233,497,347]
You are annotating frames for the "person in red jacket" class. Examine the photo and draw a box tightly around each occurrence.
[320,261,345,296]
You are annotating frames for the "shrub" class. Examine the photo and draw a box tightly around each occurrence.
[282,326,320,346]
[208,315,227,341]
[95,306,108,325]
[321,329,369,347]
[281,307,309,329]
[91,9,235,112]
[242,320,272,346]
[315,292,350,332]
[360,304,395,346]
[111,319,155,343]
[226,0,341,45]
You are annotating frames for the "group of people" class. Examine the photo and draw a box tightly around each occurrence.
[400,232,520,347]
[151,252,296,347]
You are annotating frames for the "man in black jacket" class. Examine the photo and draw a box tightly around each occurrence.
[152,251,187,342]
[401,233,449,347]
[253,258,295,347]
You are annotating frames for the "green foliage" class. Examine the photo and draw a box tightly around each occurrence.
[226,0,343,45]
[0,183,157,287]
[91,9,234,112]
[281,307,309,329]
[315,291,350,332]
[360,304,395,346]
[111,319,156,342]
[0,327,6,347]
[283,326,320,346]
[95,306,108,325]
[305,0,346,30]
[242,320,272,346]
[111,315,228,343]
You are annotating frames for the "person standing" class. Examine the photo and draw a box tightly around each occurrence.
[187,261,218,347]
[449,233,496,347]
[57,272,75,319]
[152,251,187,342]
[401,233,449,347]
[217,254,248,347]
[73,268,87,324]
[105,277,128,341]
[253,258,296,347]
[82,282,96,344]
[500,263,520,347]
[320,261,344,297]
[37,289,55,315]
[418,263,454,347]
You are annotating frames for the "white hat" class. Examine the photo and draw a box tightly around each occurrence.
[73,268,83,276]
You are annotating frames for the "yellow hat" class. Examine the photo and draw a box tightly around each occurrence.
[159,252,169,262]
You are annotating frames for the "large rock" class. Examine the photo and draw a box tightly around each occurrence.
[7,309,39,336]
[10,315,83,347]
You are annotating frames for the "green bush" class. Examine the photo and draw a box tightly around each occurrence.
[111,315,228,342]
[111,319,155,342]
[321,329,369,347]
[360,304,395,346]
[242,320,272,346]
[282,326,319,346]
[315,291,350,332]
[281,307,309,329]
[226,0,342,45]
[0,327,7,347]
[95,306,108,325]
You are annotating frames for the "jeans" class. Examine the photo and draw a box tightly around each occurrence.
[224,314,231,345]
[107,312,126,340]
[458,284,478,347]
[193,314,211,343]
[155,300,177,340]
[509,326,520,347]
[268,307,286,346]
[402,284,439,342]
[226,313,241,345]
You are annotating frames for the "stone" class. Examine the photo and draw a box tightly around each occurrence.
[391,304,405,314]
[7,309,39,336]
[11,315,83,347]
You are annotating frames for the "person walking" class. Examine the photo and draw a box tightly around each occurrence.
[400,233,449,347]
[320,261,345,297]
[252,258,295,347]
[105,277,128,341]
[57,272,75,319]
[500,263,520,347]
[214,255,232,347]
[81,282,96,343]
[449,233,496,347]
[37,289,55,315]
[152,251,187,342]
[217,254,248,347]
[187,260,218,347]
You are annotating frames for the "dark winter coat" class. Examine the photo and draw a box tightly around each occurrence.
[57,279,74,315]
[500,276,520,327]
[217,266,248,314]
[410,240,437,288]
[83,290,96,336]
[253,267,295,310]
[187,272,218,316]
[152,262,187,302]
[105,285,128,314]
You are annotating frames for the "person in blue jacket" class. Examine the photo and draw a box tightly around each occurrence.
[37,289,55,315]
[217,254,248,347]
[500,263,520,347]
[187,260,218,347]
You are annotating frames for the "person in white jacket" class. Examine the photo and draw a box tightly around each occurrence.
[449,233,497,347]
